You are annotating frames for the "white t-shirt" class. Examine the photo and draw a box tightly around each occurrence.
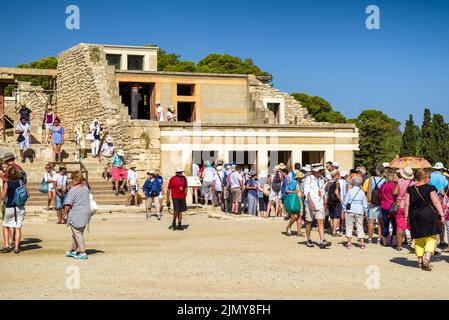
[192,163,200,177]
[157,106,165,122]
[167,111,175,121]
[101,143,115,158]
[229,171,243,189]
[127,169,138,187]
[54,173,68,193]
[16,123,30,137]
[44,170,57,191]
[303,175,326,210]
[202,167,217,182]
[214,171,224,192]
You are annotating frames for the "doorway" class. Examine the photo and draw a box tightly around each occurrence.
[268,151,292,171]
[192,150,219,167]
[178,102,196,122]
[228,151,257,170]
[302,151,325,166]
[119,82,155,120]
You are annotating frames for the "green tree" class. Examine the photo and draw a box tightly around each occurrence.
[290,93,346,123]
[400,115,417,157]
[354,110,401,169]
[428,114,449,166]
[419,108,433,161]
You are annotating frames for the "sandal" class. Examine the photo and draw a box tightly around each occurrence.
[297,232,305,237]
[360,243,366,249]
[286,228,292,236]
[345,243,352,249]
[422,259,432,271]
[332,233,342,238]
[0,246,13,253]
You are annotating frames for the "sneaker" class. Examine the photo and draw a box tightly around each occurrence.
[319,240,332,249]
[172,223,177,231]
[157,214,161,221]
[66,251,77,258]
[74,254,88,260]
[306,240,315,248]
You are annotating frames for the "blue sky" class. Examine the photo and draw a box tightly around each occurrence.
[1,0,448,126]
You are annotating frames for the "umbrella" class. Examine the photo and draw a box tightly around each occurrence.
[389,157,432,169]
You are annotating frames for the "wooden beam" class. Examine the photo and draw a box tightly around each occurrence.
[0,67,57,77]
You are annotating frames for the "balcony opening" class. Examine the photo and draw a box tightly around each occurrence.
[177,102,196,122]
[119,82,155,120]
[177,84,195,96]
[302,151,325,166]
[127,55,144,71]
[106,54,121,70]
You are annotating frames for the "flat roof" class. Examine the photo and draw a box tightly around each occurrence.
[116,70,250,79]
[99,44,159,50]
[158,122,357,130]
[0,67,57,77]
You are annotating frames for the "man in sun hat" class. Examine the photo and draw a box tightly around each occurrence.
[167,168,188,231]
[112,149,127,196]
[143,170,163,220]
[430,162,448,196]
[99,136,115,181]
[126,163,140,207]
[303,164,332,249]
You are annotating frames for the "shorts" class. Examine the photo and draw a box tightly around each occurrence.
[328,204,343,219]
[19,136,30,150]
[269,190,281,202]
[45,123,53,130]
[415,236,437,258]
[173,198,187,213]
[304,205,325,222]
[100,156,112,168]
[130,185,138,195]
[231,188,242,203]
[3,207,26,228]
[55,193,67,210]
[368,205,381,220]
[112,167,127,181]
[147,196,160,209]
[259,196,268,211]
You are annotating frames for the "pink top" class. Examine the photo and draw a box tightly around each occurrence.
[380,181,397,211]
[397,179,416,209]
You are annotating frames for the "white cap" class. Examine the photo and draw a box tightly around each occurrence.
[340,171,349,177]
[382,162,391,168]
[106,136,113,143]
[332,162,340,168]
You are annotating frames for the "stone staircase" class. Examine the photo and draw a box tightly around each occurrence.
[0,141,130,208]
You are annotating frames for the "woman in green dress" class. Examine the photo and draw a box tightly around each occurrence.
[285,171,305,237]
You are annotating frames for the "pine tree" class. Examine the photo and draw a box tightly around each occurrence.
[420,108,433,161]
[400,115,417,157]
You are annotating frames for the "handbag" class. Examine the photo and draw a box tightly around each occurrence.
[39,179,49,193]
[346,187,362,211]
[17,134,25,143]
[85,133,94,141]
[284,193,301,214]
[389,201,400,215]
[89,193,98,215]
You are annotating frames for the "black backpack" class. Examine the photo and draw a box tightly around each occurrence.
[370,177,384,206]
[272,173,282,193]
[327,181,340,206]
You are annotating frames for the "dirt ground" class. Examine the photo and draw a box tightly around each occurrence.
[2,211,449,300]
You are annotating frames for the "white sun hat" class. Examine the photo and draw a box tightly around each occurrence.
[433,162,446,170]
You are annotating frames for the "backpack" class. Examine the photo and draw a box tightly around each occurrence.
[327,181,340,206]
[12,180,28,207]
[272,173,282,193]
[370,177,383,206]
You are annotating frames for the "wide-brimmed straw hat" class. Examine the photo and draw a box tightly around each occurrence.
[175,168,185,173]
[106,136,113,143]
[147,170,156,175]
[400,167,414,180]
[295,171,305,180]
[330,170,340,178]
[117,150,125,157]
[2,152,16,162]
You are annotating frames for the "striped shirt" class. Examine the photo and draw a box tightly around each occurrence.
[344,186,368,215]
[64,184,92,228]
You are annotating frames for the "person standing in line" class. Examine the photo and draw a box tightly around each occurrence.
[395,167,416,251]
[143,171,163,220]
[245,171,259,216]
[267,166,282,218]
[225,165,233,214]
[379,169,400,247]
[336,170,349,235]
[111,150,127,196]
[303,164,332,249]
[54,165,69,224]
[166,168,188,231]
[99,136,115,181]
[201,161,216,211]
[327,170,343,238]
[43,164,57,211]
[90,119,103,158]
[214,166,224,210]
[285,171,305,237]
[192,161,200,205]
[51,118,65,163]
[429,162,448,248]
[367,165,386,244]
[126,164,139,207]
[229,166,244,214]
[64,171,92,261]
[258,170,269,218]
[343,175,368,249]
[0,167,28,254]
[42,105,56,144]
[16,117,32,164]
[405,169,445,271]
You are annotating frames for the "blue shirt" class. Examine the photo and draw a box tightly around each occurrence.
[344,186,368,215]
[245,179,258,197]
[430,172,448,194]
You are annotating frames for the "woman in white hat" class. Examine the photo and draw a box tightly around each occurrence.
[43,105,56,144]
[167,106,176,122]
[395,167,416,251]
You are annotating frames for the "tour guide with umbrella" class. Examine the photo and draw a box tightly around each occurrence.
[389,157,432,169]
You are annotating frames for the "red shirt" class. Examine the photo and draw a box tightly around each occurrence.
[168,176,188,199]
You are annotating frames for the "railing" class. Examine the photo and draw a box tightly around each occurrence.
[49,161,89,184]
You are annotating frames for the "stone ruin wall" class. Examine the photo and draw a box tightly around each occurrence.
[56,44,161,172]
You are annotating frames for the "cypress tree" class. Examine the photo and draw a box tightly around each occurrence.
[429,114,449,166]
[420,108,433,162]
[400,115,417,157]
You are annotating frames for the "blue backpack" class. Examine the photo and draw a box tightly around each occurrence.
[12,180,28,207]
